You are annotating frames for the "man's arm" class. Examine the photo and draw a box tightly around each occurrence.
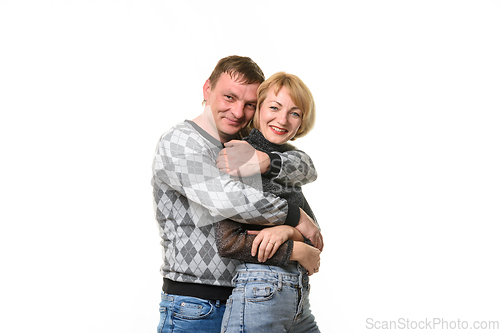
[264,150,317,186]
[217,140,317,187]
[153,129,300,226]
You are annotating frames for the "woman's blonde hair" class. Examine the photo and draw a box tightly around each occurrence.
[251,72,315,140]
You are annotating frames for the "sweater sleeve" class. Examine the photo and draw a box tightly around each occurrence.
[215,220,294,267]
[264,150,318,187]
[152,129,299,226]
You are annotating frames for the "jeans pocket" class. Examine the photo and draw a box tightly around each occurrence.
[174,297,215,320]
[245,282,277,303]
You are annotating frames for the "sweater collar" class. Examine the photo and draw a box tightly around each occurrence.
[244,128,293,153]
[185,120,224,149]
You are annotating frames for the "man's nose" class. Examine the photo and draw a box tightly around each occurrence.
[232,102,245,119]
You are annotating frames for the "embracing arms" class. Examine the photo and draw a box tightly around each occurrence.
[215,140,322,274]
[216,140,323,248]
[152,128,299,227]
[215,216,321,276]
[217,140,318,187]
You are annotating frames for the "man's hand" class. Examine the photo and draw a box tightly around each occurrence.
[217,140,270,177]
[296,208,323,251]
[291,242,321,276]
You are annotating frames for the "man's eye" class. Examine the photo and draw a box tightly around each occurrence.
[247,104,256,110]
[225,95,234,100]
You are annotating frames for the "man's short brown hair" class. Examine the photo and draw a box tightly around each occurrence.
[208,55,265,90]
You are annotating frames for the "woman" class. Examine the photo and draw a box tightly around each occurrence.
[216,72,321,333]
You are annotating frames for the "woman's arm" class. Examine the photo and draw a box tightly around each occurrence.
[245,225,322,276]
[247,225,304,262]
[216,219,321,276]
[215,220,295,267]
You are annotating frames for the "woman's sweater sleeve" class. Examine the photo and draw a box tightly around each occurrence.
[215,220,294,267]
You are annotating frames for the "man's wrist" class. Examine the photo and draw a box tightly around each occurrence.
[257,150,271,174]
[290,227,305,242]
[290,241,304,262]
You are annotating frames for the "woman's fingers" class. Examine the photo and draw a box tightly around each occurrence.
[258,238,272,262]
[251,232,264,257]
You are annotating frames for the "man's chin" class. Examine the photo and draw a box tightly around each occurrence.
[218,126,243,141]
[223,129,241,138]
[222,122,245,132]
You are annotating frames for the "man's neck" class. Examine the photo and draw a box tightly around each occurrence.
[192,113,233,143]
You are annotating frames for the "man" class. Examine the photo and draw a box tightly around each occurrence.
[152,55,322,332]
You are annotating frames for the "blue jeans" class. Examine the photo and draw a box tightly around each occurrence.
[221,263,320,333]
[158,293,227,333]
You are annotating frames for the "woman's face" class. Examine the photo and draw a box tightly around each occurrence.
[258,86,302,145]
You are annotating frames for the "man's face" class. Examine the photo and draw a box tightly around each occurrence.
[203,73,260,142]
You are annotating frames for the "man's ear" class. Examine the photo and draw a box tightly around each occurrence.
[203,79,211,103]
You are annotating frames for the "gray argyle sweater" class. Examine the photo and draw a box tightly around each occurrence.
[152,120,317,294]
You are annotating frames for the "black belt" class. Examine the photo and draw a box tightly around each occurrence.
[163,278,232,303]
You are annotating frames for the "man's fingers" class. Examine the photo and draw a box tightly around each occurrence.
[223,140,237,148]
[313,232,323,251]
[216,153,228,170]
[314,234,323,252]
[217,150,242,176]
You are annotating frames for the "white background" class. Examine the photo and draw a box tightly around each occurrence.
[1,1,499,332]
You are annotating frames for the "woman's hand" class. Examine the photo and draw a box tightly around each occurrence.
[290,242,321,276]
[247,226,295,262]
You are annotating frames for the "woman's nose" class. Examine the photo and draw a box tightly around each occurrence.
[277,110,288,125]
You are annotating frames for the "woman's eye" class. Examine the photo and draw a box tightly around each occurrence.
[270,106,278,111]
